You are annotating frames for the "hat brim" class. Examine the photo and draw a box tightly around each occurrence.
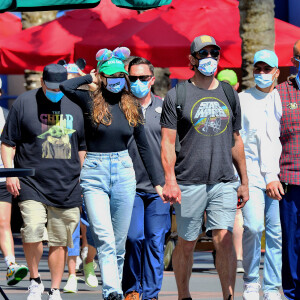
[102,68,128,76]
[193,43,221,53]
[254,60,277,68]
[44,80,60,89]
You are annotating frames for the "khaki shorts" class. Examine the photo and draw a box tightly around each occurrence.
[19,200,80,248]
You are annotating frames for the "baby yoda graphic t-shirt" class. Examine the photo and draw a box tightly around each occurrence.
[1,88,86,208]
[160,80,241,185]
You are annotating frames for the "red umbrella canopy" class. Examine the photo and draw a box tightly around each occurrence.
[75,0,300,77]
[75,0,241,70]
[0,12,22,39]
[0,0,137,74]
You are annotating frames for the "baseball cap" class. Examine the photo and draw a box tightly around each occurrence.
[98,58,128,75]
[191,35,221,54]
[253,50,278,68]
[217,69,238,86]
[43,64,68,89]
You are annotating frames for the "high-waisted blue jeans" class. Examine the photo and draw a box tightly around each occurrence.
[80,151,136,298]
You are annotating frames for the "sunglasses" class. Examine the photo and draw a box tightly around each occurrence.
[128,75,153,82]
[198,49,220,59]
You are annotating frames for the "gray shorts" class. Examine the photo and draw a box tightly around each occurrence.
[173,181,238,241]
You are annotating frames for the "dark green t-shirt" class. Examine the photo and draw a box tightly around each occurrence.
[160,80,241,185]
[1,88,86,208]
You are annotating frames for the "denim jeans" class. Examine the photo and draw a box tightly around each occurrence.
[122,192,170,299]
[80,151,136,298]
[242,185,282,291]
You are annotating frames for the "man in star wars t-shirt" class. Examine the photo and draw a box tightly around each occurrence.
[160,35,249,300]
[1,64,86,300]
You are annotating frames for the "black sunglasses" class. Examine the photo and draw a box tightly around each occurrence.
[294,55,300,59]
[198,49,220,59]
[128,75,153,82]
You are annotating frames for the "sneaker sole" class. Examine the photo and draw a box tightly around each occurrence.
[7,267,29,286]
[63,289,77,293]
[237,267,245,273]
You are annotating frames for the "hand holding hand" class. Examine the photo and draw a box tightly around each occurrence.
[162,180,181,204]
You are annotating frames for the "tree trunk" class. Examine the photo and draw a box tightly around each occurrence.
[239,0,275,90]
[21,11,57,90]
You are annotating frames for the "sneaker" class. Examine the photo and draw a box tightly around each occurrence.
[27,279,44,300]
[83,258,98,288]
[6,263,29,285]
[48,289,62,300]
[106,292,122,300]
[63,274,77,293]
[75,255,83,273]
[263,291,282,300]
[125,291,139,300]
[243,282,260,300]
[81,246,88,261]
[237,260,245,273]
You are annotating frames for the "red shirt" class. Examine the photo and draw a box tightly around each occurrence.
[277,77,300,185]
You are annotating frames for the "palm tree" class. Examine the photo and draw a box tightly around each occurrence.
[239,0,275,90]
[21,11,57,90]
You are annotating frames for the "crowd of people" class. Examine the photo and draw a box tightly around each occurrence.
[0,34,299,300]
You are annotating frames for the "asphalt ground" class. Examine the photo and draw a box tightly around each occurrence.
[0,238,276,300]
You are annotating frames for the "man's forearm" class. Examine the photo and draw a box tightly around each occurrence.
[232,133,248,185]
[1,143,15,168]
[78,150,86,168]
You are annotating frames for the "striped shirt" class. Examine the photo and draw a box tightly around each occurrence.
[277,77,300,185]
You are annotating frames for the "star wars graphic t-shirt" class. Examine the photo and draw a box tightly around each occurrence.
[160,80,241,185]
[1,88,86,208]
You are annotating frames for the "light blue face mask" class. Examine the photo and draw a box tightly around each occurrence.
[130,80,150,98]
[45,89,64,103]
[254,70,276,89]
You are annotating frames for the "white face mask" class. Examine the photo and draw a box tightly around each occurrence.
[197,57,218,76]
[105,77,126,93]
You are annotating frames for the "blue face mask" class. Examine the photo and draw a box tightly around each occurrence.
[254,70,276,89]
[130,80,150,98]
[106,77,126,93]
[294,58,300,89]
[45,89,64,103]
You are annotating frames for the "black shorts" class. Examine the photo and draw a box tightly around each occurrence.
[0,182,12,203]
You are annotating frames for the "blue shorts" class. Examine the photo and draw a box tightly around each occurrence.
[67,222,80,256]
[173,181,238,241]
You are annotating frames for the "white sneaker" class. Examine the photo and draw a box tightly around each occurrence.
[63,274,77,293]
[243,282,261,300]
[27,279,44,300]
[263,291,282,300]
[48,289,62,300]
[75,255,83,273]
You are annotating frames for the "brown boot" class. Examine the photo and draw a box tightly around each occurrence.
[125,291,139,300]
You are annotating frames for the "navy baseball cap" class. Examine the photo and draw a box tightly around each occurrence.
[43,64,68,89]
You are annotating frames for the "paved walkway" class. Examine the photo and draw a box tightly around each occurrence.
[0,238,267,300]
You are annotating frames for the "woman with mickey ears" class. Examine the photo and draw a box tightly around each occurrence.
[60,47,163,300]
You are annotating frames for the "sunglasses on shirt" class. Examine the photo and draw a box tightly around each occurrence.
[198,49,220,59]
[128,75,153,82]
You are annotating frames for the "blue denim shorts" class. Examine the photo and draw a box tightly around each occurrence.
[68,222,80,256]
[173,181,239,241]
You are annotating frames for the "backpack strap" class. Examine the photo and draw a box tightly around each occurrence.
[220,81,236,123]
[175,81,187,154]
[220,81,237,147]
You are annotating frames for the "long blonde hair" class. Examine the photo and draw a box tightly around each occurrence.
[91,75,143,127]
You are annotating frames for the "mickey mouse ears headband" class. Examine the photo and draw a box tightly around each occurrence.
[96,47,130,69]
[57,58,86,74]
